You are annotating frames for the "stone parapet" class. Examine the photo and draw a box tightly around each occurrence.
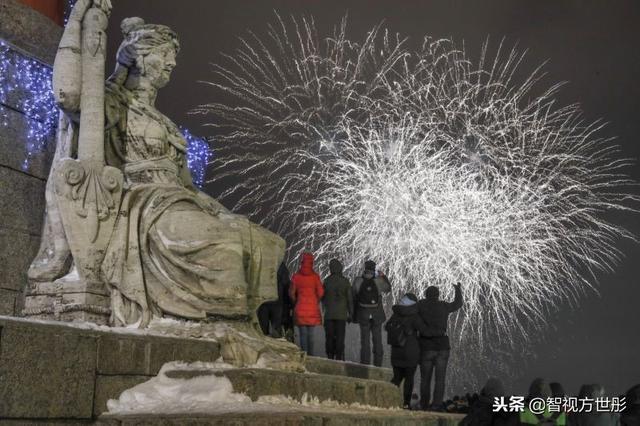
[0,317,221,420]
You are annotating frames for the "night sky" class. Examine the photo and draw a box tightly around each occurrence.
[106,0,640,395]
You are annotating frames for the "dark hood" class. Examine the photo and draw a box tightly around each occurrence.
[298,252,315,276]
[277,262,290,284]
[329,258,343,275]
[528,378,551,399]
[392,304,418,316]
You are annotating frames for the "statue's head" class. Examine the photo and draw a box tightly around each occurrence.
[114,17,180,89]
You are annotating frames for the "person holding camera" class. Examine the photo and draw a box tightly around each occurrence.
[417,282,463,411]
[352,260,391,366]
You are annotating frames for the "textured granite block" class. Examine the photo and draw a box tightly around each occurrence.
[0,0,62,65]
[0,288,17,315]
[0,166,46,235]
[305,356,393,382]
[0,320,97,418]
[0,104,56,180]
[97,334,221,376]
[0,227,41,292]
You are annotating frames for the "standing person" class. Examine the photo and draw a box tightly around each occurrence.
[519,378,567,425]
[352,260,391,366]
[568,384,619,426]
[280,263,295,343]
[417,282,463,411]
[385,293,433,409]
[257,262,291,338]
[322,259,353,360]
[621,384,640,426]
[460,378,517,426]
[289,253,324,355]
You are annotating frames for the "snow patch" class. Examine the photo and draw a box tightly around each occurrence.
[106,361,400,415]
[106,361,248,414]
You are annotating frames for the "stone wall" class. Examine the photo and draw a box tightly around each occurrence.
[0,317,221,420]
[0,0,61,316]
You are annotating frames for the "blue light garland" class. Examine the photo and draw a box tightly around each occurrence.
[64,0,75,25]
[0,40,57,170]
[181,127,213,188]
[0,39,211,185]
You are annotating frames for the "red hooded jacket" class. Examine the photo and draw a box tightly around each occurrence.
[289,253,324,326]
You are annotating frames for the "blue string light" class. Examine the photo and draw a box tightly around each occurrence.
[0,40,57,170]
[64,0,75,25]
[0,39,211,185]
[181,127,213,188]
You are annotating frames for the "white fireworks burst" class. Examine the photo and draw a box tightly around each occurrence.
[196,15,638,388]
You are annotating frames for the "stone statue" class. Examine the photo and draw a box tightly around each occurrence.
[24,0,286,330]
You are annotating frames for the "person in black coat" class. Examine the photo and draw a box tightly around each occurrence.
[460,378,517,426]
[385,292,433,409]
[352,260,392,366]
[621,384,640,426]
[258,262,291,338]
[417,282,463,411]
[322,259,353,360]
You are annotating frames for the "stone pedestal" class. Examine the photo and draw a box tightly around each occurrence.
[22,271,111,324]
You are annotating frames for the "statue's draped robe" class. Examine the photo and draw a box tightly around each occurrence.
[93,82,284,326]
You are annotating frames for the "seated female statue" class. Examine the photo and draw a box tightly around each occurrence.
[28,0,284,328]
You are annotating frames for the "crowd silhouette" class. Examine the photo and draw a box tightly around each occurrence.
[257,254,637,425]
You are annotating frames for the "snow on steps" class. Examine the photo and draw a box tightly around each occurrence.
[100,361,463,425]
[163,366,402,409]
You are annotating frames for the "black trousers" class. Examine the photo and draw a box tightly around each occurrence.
[419,349,450,409]
[391,366,417,406]
[359,317,383,366]
[324,319,346,360]
[257,302,283,338]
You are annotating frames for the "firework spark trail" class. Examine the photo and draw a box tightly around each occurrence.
[196,15,638,388]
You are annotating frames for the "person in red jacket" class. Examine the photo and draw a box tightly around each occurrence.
[289,252,324,355]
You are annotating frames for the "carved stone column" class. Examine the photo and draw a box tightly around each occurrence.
[23,2,121,325]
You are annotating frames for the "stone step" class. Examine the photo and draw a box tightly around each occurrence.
[165,367,402,409]
[97,409,464,426]
[305,356,393,383]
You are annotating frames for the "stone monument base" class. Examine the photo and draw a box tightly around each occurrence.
[22,272,111,325]
[0,317,462,425]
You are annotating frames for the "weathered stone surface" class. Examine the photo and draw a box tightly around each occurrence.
[0,321,96,418]
[0,0,62,65]
[24,0,285,333]
[23,279,111,323]
[165,368,403,409]
[0,288,17,315]
[0,104,56,181]
[0,227,41,292]
[1,421,94,425]
[97,411,464,426]
[0,167,46,235]
[97,334,221,376]
[94,375,151,417]
[28,280,108,296]
[305,356,393,382]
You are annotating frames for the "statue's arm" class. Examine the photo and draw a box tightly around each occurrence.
[52,0,92,113]
[179,155,198,192]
